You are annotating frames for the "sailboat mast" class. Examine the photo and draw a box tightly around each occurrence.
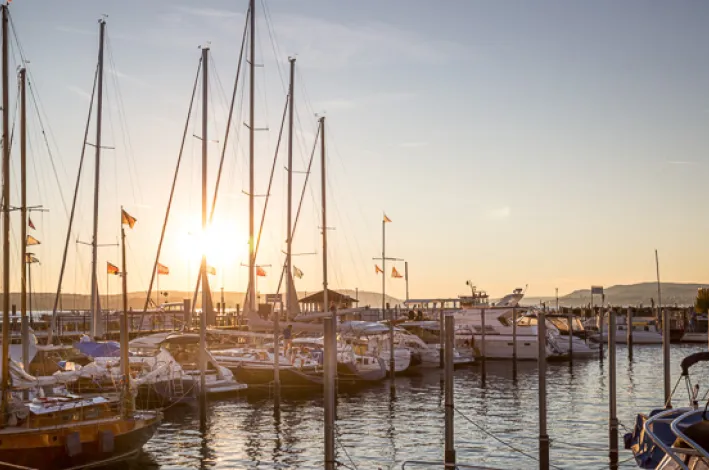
[320,116,334,469]
[286,58,295,319]
[199,46,209,412]
[90,19,106,338]
[320,117,328,317]
[19,67,27,349]
[248,0,256,314]
[119,209,131,416]
[0,4,10,424]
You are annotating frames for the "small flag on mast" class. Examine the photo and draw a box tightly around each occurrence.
[25,253,39,264]
[392,267,403,278]
[107,262,119,275]
[207,265,216,275]
[28,218,35,230]
[121,209,137,228]
[383,214,392,223]
[26,235,40,246]
[257,267,267,277]
[293,266,304,279]
[157,263,169,275]
[375,264,383,274]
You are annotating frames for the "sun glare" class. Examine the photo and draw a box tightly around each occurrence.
[178,220,241,269]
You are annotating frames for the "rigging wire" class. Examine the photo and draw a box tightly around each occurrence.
[50,64,99,320]
[140,55,202,316]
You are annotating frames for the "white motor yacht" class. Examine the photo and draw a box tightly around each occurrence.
[452,289,560,360]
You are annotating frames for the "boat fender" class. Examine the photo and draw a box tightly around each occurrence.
[99,430,115,453]
[65,431,82,457]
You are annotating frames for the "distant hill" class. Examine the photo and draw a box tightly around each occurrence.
[556,282,706,307]
[2,289,402,312]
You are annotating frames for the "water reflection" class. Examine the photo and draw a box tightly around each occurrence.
[131,344,709,469]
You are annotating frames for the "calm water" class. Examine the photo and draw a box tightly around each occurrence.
[130,343,709,469]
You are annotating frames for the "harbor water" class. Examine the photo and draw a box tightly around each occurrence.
[131,343,709,469]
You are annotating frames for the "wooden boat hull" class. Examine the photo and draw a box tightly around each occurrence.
[0,412,160,470]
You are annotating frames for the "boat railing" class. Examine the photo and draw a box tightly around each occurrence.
[670,409,709,461]
[644,408,692,470]
[0,461,37,470]
[400,460,501,469]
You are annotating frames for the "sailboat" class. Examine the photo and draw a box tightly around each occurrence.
[0,10,159,469]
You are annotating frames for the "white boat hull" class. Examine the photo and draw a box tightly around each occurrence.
[591,331,663,344]
[680,332,707,343]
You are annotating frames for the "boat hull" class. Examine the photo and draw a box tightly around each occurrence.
[337,360,386,384]
[0,413,160,470]
[232,365,323,389]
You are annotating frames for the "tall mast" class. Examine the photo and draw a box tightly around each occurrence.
[119,208,131,416]
[199,46,209,414]
[90,19,106,338]
[247,0,256,314]
[286,58,295,319]
[19,67,27,355]
[320,116,334,469]
[320,117,328,319]
[0,4,10,424]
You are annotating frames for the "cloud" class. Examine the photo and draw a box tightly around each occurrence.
[269,15,464,69]
[55,25,94,36]
[173,6,242,19]
[67,85,91,101]
[316,99,357,111]
[487,206,511,220]
[399,142,428,149]
[667,160,698,165]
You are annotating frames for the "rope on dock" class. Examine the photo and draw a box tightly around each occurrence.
[453,407,566,470]
[334,424,359,470]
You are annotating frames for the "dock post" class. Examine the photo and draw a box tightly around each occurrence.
[538,307,549,470]
[324,317,336,470]
[512,307,518,362]
[183,298,191,331]
[388,303,395,381]
[20,305,28,371]
[627,307,633,358]
[568,309,573,361]
[444,314,456,466]
[662,306,671,406]
[609,307,618,469]
[598,307,604,360]
[274,300,280,393]
[439,307,444,369]
[481,307,486,362]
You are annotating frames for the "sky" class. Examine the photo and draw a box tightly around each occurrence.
[3,0,709,303]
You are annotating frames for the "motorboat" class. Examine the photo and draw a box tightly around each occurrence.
[292,336,386,385]
[680,313,708,343]
[211,347,323,390]
[338,321,412,374]
[589,315,663,344]
[129,332,247,396]
[452,289,561,360]
[517,312,598,358]
[397,321,475,367]
[625,351,709,468]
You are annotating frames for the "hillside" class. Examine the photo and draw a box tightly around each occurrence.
[557,282,705,307]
